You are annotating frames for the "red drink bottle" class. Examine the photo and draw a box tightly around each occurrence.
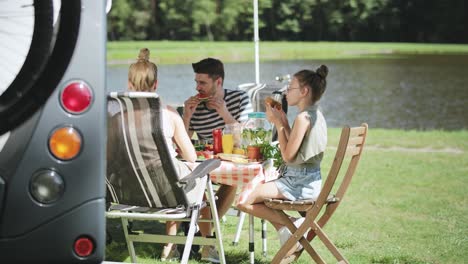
[212,128,223,154]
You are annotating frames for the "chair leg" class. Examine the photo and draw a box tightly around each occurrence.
[290,217,329,264]
[301,243,326,264]
[121,218,137,263]
[180,209,200,264]
[207,181,226,264]
[311,222,348,263]
[261,219,267,257]
[271,211,324,264]
[249,214,255,264]
[232,211,246,245]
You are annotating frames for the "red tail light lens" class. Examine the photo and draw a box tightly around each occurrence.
[74,236,94,257]
[61,81,93,114]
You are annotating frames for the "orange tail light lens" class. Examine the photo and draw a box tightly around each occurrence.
[49,127,82,160]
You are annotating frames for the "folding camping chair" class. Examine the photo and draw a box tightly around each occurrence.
[105,92,225,264]
[264,123,368,264]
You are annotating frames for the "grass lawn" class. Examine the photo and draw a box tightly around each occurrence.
[107,41,468,65]
[105,128,468,264]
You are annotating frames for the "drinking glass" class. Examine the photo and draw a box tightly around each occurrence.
[222,134,234,154]
[222,125,235,154]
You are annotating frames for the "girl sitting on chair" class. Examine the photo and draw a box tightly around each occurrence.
[236,65,329,256]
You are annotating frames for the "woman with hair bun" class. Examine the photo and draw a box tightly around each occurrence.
[237,65,329,257]
[127,48,197,261]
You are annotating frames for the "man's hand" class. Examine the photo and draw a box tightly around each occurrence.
[183,96,200,120]
[183,96,200,134]
[205,97,227,113]
[206,97,237,124]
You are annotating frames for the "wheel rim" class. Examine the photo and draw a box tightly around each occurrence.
[0,0,81,135]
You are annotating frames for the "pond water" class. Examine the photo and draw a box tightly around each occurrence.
[107,55,468,130]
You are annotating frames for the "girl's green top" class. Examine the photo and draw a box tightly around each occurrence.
[288,104,327,169]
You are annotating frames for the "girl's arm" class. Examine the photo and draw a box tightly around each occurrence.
[277,112,310,163]
[169,106,197,162]
[277,111,291,140]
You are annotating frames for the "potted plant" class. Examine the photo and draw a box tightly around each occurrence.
[259,141,283,168]
[241,128,272,161]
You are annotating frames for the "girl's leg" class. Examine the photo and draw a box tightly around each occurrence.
[238,182,305,257]
[236,182,289,230]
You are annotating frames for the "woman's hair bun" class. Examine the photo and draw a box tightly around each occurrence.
[137,48,150,61]
[316,65,328,79]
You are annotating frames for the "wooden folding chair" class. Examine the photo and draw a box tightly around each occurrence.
[105,92,225,264]
[264,123,368,264]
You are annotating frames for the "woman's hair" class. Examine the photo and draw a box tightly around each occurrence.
[128,48,158,91]
[294,65,328,103]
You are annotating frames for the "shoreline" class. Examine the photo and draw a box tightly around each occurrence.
[107,41,468,66]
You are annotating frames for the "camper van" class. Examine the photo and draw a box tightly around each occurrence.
[0,1,107,262]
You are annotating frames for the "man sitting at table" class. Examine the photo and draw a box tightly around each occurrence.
[183,57,253,261]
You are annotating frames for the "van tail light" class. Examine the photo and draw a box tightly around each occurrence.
[49,126,82,160]
[60,81,93,114]
[74,236,95,257]
[30,170,64,204]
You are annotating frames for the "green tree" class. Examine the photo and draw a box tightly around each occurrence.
[192,0,218,40]
[107,0,152,40]
[106,0,468,43]
[157,0,193,40]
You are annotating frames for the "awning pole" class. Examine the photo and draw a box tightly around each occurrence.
[253,0,260,84]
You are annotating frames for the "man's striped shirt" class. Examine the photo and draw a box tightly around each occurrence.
[189,89,253,140]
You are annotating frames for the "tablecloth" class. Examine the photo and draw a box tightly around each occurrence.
[186,159,278,203]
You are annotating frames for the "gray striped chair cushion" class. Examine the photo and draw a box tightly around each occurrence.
[106,95,189,209]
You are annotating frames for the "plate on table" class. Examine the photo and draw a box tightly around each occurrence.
[217,153,260,165]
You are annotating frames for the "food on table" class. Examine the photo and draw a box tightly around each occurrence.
[233,148,245,155]
[194,143,205,151]
[264,96,282,110]
[231,156,248,164]
[217,153,249,164]
[196,150,214,160]
[205,143,214,151]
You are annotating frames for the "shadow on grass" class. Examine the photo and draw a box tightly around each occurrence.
[105,218,271,263]
[223,250,271,264]
[105,218,167,262]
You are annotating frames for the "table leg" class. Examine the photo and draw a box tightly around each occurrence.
[249,214,255,264]
[232,211,246,245]
[261,219,267,257]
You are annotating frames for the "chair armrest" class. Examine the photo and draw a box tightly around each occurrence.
[180,159,221,183]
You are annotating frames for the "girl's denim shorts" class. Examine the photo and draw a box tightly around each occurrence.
[274,166,322,201]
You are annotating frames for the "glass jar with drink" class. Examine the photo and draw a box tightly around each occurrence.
[241,112,272,161]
